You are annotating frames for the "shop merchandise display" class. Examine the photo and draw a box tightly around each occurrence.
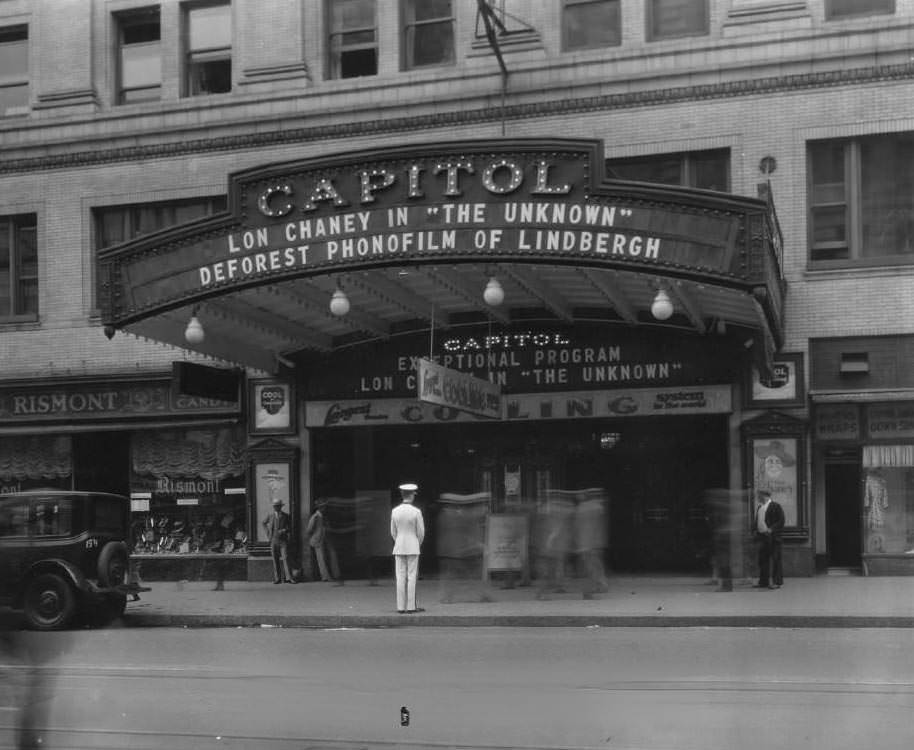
[131,512,247,555]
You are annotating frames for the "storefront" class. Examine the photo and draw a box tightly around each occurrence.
[811,335,914,575]
[0,375,247,580]
[98,138,788,580]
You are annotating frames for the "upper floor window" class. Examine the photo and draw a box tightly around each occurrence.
[94,196,227,251]
[0,214,38,320]
[562,0,621,51]
[809,133,914,267]
[647,0,708,41]
[606,149,729,191]
[185,2,232,96]
[0,26,28,117]
[93,196,226,305]
[404,0,454,69]
[328,0,377,79]
[117,9,161,104]
[826,0,894,19]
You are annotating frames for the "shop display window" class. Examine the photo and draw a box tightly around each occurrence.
[0,435,73,493]
[862,445,914,556]
[129,426,248,556]
[130,480,247,555]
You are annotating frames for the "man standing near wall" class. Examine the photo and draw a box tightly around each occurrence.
[753,489,785,589]
[390,483,425,613]
[263,498,295,584]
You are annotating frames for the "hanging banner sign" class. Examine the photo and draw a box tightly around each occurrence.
[306,384,731,427]
[417,358,502,419]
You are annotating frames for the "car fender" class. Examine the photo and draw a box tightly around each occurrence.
[14,559,89,608]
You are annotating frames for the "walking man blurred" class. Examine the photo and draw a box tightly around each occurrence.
[390,483,425,613]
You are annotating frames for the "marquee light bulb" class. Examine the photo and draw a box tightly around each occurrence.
[329,288,350,316]
[483,277,505,306]
[651,288,674,321]
[184,315,205,345]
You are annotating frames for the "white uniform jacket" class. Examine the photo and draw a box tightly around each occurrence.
[390,502,425,555]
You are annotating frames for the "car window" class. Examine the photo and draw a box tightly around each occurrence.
[0,499,30,537]
[29,497,74,536]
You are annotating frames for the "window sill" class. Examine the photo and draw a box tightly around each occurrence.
[804,262,914,281]
[0,316,40,329]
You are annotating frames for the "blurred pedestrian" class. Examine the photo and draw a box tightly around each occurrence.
[435,493,488,603]
[534,492,574,600]
[307,500,333,582]
[390,483,425,613]
[703,488,734,592]
[262,497,295,584]
[753,488,784,589]
[574,488,610,599]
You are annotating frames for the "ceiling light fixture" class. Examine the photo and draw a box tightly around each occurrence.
[650,287,674,321]
[329,286,350,316]
[184,308,205,345]
[483,276,505,306]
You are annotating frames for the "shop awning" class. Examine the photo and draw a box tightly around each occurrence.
[98,138,786,376]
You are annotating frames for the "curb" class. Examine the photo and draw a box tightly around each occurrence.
[121,613,914,629]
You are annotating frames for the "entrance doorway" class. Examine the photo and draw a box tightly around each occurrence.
[313,414,730,575]
[825,461,862,568]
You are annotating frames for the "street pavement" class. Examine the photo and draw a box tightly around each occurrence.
[115,572,914,628]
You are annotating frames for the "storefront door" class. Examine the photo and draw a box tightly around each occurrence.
[825,462,861,567]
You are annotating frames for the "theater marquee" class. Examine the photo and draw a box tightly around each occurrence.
[100,139,753,323]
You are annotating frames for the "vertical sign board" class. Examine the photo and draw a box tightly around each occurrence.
[483,514,530,581]
[417,358,502,419]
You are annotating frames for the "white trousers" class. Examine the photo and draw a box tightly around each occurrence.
[394,554,419,611]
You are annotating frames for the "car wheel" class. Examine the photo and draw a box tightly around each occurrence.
[23,573,76,631]
[97,541,129,588]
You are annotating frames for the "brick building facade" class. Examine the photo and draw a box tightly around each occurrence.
[2,0,913,580]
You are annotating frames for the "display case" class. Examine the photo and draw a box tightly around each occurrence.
[127,425,248,580]
[861,444,914,574]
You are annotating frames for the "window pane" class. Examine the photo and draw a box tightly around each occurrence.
[123,19,159,45]
[811,206,847,245]
[413,0,451,22]
[15,223,37,315]
[340,48,377,78]
[607,155,681,185]
[564,1,621,50]
[31,497,73,537]
[412,21,455,66]
[691,151,729,191]
[122,41,162,89]
[0,223,10,315]
[332,0,375,31]
[339,30,376,46]
[189,4,231,51]
[860,135,914,258]
[188,58,231,95]
[650,0,708,39]
[0,33,27,79]
[94,198,227,250]
[827,0,894,18]
[0,83,28,117]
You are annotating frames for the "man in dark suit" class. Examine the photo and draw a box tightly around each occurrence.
[263,498,295,584]
[753,489,785,589]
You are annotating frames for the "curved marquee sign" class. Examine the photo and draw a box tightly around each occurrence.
[99,138,782,327]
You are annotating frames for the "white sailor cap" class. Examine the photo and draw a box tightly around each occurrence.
[398,483,418,492]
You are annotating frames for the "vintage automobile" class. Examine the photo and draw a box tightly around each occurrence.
[0,490,147,630]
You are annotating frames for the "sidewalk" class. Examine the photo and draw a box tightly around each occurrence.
[121,574,914,628]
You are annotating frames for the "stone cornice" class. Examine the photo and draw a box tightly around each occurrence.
[2,61,914,175]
